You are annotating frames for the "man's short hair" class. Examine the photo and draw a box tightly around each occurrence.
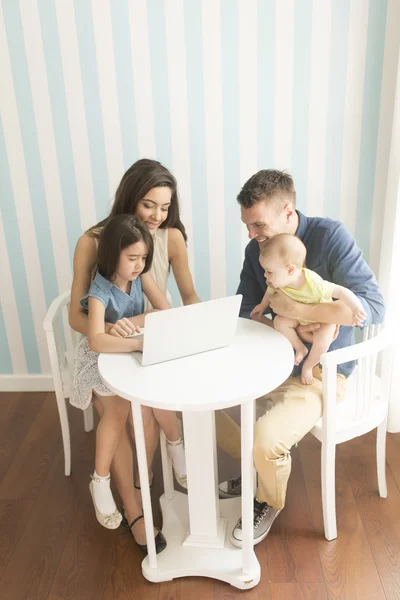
[237,169,296,209]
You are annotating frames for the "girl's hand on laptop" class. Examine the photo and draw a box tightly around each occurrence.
[109,318,141,338]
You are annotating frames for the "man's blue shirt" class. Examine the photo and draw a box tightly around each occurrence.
[237,211,385,377]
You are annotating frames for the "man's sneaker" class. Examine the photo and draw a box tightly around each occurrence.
[230,498,281,547]
[218,475,242,499]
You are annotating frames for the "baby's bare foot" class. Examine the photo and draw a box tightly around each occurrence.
[301,367,314,385]
[294,345,308,366]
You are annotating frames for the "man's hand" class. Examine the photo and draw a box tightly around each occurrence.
[296,323,340,343]
[269,289,301,319]
[296,322,320,343]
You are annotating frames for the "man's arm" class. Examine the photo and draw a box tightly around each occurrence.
[269,290,355,325]
[237,242,265,318]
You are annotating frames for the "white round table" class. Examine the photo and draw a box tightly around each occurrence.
[98,317,293,589]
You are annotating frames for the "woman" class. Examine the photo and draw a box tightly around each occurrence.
[69,159,200,551]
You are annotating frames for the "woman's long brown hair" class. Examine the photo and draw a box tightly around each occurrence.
[86,159,187,241]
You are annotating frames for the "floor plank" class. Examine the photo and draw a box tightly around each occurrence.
[0,392,21,429]
[386,431,400,493]
[0,393,61,500]
[1,392,400,600]
[270,582,298,600]
[0,395,62,582]
[213,541,271,600]
[0,391,45,481]
[341,431,400,599]
[297,582,328,599]
[102,528,160,600]
[266,446,324,583]
[47,457,115,600]
[299,434,386,600]
[0,449,75,599]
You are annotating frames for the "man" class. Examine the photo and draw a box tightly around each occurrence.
[219,169,385,547]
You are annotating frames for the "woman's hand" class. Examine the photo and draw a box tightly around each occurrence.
[108,318,141,338]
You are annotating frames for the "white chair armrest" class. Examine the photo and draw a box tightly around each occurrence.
[43,291,71,332]
[320,326,390,370]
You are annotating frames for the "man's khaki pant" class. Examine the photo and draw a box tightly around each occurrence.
[215,366,347,510]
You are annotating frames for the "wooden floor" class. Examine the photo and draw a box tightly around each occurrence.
[1,392,400,600]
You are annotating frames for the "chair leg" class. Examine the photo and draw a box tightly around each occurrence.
[321,441,337,541]
[376,419,388,498]
[83,405,94,432]
[55,392,71,476]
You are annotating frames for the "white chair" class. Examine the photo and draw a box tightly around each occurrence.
[311,324,393,541]
[43,289,174,477]
[43,291,94,476]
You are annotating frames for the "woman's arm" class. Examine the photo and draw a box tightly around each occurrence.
[87,297,142,354]
[168,228,200,305]
[69,234,98,336]
[140,272,170,310]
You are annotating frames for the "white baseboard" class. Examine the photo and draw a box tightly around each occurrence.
[0,374,54,392]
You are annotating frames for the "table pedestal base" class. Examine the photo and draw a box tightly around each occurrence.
[141,492,261,590]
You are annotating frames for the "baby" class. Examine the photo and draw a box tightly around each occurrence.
[251,234,366,385]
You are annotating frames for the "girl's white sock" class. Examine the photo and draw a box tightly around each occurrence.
[91,471,117,515]
[166,437,187,476]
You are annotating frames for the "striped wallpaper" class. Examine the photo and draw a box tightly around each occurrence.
[0,0,399,380]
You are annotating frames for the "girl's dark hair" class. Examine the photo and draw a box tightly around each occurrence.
[87,159,187,241]
[97,215,154,281]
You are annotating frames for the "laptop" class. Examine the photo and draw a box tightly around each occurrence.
[131,295,242,366]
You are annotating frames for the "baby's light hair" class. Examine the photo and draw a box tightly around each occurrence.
[260,233,306,269]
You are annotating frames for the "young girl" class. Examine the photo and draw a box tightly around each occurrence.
[251,233,367,385]
[70,215,187,534]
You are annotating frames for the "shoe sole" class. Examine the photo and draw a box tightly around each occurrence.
[89,482,122,530]
[230,509,281,548]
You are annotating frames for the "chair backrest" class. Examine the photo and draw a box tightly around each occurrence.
[354,324,382,419]
[321,324,392,426]
[43,291,78,398]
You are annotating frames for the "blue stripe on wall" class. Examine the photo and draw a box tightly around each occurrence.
[2,0,58,308]
[0,302,13,375]
[38,0,82,260]
[147,0,173,170]
[110,0,139,171]
[74,0,110,222]
[291,0,313,212]
[324,0,350,220]
[221,0,241,296]
[355,0,388,260]
[184,0,211,301]
[147,0,179,307]
[257,0,275,170]
[0,117,40,374]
